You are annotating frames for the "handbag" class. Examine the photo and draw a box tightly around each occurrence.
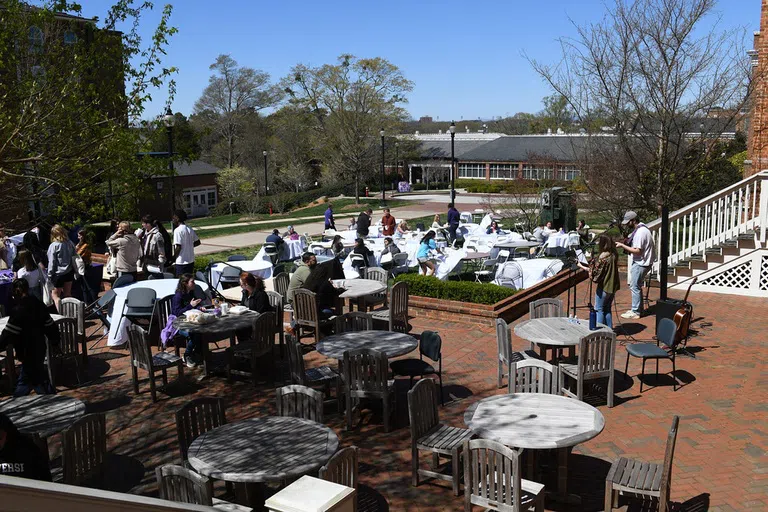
[39,268,54,307]
[72,250,86,278]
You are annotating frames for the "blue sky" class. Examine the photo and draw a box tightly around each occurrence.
[78,0,759,121]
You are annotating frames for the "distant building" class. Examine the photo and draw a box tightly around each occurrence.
[140,161,220,219]
[418,116,434,123]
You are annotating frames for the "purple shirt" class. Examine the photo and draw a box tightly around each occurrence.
[447,208,460,226]
[324,208,335,229]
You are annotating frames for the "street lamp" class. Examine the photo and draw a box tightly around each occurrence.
[380,129,386,206]
[263,150,269,195]
[395,141,399,187]
[163,106,175,215]
[449,121,456,204]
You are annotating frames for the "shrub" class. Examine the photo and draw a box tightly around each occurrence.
[394,273,516,305]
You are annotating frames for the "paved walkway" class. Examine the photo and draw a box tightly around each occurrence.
[13,280,764,511]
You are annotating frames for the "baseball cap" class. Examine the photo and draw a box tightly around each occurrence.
[621,211,638,225]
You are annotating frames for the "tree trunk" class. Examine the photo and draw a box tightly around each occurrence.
[354,174,360,204]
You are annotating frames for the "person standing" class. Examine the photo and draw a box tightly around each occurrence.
[140,215,167,278]
[381,208,396,236]
[172,209,200,277]
[616,211,655,319]
[15,250,43,301]
[447,204,460,242]
[0,279,60,396]
[324,204,336,231]
[356,208,372,240]
[106,221,142,281]
[47,224,76,310]
[579,234,620,328]
[75,229,92,266]
[0,224,15,270]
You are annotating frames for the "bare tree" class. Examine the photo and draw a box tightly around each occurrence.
[421,161,449,190]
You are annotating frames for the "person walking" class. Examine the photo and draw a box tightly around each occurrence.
[447,204,460,242]
[381,208,396,236]
[356,208,372,240]
[579,234,620,328]
[172,209,200,276]
[106,221,142,281]
[616,211,655,319]
[324,204,336,231]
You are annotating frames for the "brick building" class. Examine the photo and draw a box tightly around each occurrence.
[139,160,221,220]
[746,0,768,177]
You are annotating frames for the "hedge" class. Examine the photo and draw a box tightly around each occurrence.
[394,273,516,305]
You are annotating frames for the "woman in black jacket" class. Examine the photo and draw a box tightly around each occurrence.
[239,273,273,313]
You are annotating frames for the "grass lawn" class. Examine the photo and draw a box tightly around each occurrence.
[193,244,262,272]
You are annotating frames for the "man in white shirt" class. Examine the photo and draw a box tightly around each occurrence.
[172,209,200,276]
[615,211,655,319]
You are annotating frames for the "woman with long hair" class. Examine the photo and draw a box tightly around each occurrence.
[331,235,344,257]
[304,261,344,319]
[416,230,441,276]
[579,234,620,328]
[240,272,273,314]
[172,274,202,366]
[75,229,92,266]
[47,224,75,310]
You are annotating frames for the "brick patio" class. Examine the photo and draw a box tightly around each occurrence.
[7,280,767,512]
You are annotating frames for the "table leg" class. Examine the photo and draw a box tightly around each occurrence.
[197,337,211,382]
[546,447,581,505]
[239,482,266,511]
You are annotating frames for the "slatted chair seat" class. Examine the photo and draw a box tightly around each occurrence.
[127,324,184,402]
[151,351,184,368]
[417,424,474,455]
[305,365,338,382]
[287,335,343,411]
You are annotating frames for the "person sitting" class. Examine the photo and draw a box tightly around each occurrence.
[239,272,273,314]
[542,221,556,236]
[348,217,357,231]
[172,274,203,367]
[265,229,284,251]
[380,237,400,271]
[416,230,441,277]
[532,222,548,243]
[304,262,343,320]
[395,220,409,239]
[351,238,373,276]
[486,220,503,235]
[287,252,317,305]
[431,214,442,230]
[0,279,60,396]
[331,235,345,258]
[0,413,52,482]
[284,226,300,241]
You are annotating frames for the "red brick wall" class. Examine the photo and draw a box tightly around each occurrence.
[747,1,768,176]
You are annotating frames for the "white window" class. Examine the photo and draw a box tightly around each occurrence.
[28,26,43,51]
[458,163,485,179]
[560,166,581,181]
[522,164,555,180]
[490,164,514,180]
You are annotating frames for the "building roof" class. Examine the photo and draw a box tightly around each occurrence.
[153,160,219,179]
[458,135,595,162]
[416,139,496,159]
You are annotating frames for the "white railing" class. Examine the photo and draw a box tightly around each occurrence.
[645,170,768,274]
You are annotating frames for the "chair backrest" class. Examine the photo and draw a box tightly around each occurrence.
[55,317,80,357]
[246,312,275,352]
[350,253,366,265]
[227,255,247,261]
[156,296,173,331]
[463,438,523,512]
[112,274,134,289]
[273,272,290,299]
[62,413,107,486]
[495,318,512,363]
[293,289,319,327]
[175,397,227,462]
[60,297,85,336]
[195,271,208,284]
[125,287,157,310]
[155,464,213,506]
[529,298,564,319]
[543,259,562,278]
[319,446,359,490]
[497,262,522,285]
[364,266,388,286]
[286,335,308,386]
[266,290,284,332]
[511,359,560,395]
[481,257,498,270]
[343,348,389,397]
[220,265,242,280]
[407,378,440,443]
[127,324,153,371]
[393,252,409,267]
[390,281,409,333]
[276,384,323,423]
[419,330,441,362]
[497,249,510,263]
[163,272,176,279]
[657,317,678,349]
[335,312,373,333]
[263,242,279,255]
[659,416,681,509]
[576,331,616,377]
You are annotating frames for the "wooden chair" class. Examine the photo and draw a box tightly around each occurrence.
[59,297,87,364]
[343,348,395,432]
[370,281,409,333]
[273,272,290,302]
[408,378,473,496]
[265,291,285,357]
[529,298,566,360]
[319,446,359,490]
[126,324,184,402]
[155,295,184,355]
[287,335,342,410]
[175,397,227,462]
[293,289,335,345]
[276,384,324,423]
[605,416,680,512]
[559,331,616,407]
[357,267,388,311]
[226,312,275,386]
[495,318,539,389]
[463,438,545,512]
[62,413,107,487]
[511,359,560,395]
[390,330,443,404]
[334,312,373,333]
[155,464,251,512]
[48,317,83,387]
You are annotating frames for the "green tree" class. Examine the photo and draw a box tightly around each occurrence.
[283,54,414,202]
[148,112,201,163]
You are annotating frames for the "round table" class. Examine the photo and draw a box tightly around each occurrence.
[317,331,417,360]
[0,314,64,335]
[188,416,338,507]
[0,395,86,438]
[514,317,610,348]
[465,393,604,503]
[332,279,386,299]
[210,260,273,291]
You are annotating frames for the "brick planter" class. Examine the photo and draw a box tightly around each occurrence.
[408,268,589,325]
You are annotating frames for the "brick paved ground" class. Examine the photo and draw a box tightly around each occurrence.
[5,281,766,511]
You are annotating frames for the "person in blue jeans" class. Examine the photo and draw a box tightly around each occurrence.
[579,234,620,328]
[172,274,203,367]
[615,211,655,319]
[0,279,59,396]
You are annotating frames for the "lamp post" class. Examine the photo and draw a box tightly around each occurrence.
[263,150,269,195]
[395,141,399,188]
[449,121,456,204]
[163,106,175,216]
[380,129,386,206]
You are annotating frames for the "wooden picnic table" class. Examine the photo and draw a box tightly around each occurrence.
[464,393,604,504]
[317,330,417,360]
[187,416,338,509]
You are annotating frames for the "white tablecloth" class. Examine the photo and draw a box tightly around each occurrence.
[107,279,209,346]
[210,260,273,291]
[433,249,467,280]
[255,239,306,262]
[494,259,564,289]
